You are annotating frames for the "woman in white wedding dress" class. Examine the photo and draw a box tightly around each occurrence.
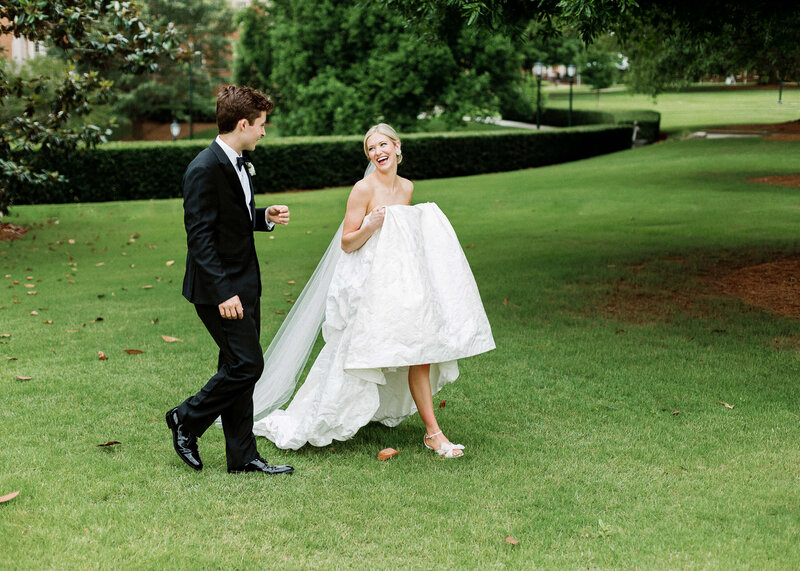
[251,124,495,458]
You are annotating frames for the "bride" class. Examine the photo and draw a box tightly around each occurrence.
[250,123,495,458]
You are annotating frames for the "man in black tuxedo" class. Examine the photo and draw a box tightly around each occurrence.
[166,85,293,475]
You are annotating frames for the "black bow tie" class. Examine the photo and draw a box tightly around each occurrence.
[236,156,247,171]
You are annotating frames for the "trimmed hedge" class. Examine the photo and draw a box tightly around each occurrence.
[507,107,661,143]
[14,125,632,205]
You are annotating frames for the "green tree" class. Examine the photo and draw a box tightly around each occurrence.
[579,34,622,104]
[0,1,180,215]
[113,0,234,134]
[378,0,639,41]
[618,1,800,95]
[235,0,523,136]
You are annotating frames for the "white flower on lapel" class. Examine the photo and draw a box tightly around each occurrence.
[246,162,256,177]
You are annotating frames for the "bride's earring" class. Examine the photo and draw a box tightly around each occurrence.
[396,149,402,156]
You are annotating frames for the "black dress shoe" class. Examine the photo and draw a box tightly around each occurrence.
[228,456,294,475]
[165,408,203,471]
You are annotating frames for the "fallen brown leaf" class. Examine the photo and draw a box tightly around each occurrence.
[377,448,399,461]
[0,334,10,338]
[141,285,153,289]
[161,335,183,343]
[505,536,519,545]
[42,320,53,324]
[287,299,295,303]
[717,401,735,409]
[466,243,474,248]
[14,375,32,381]
[287,280,295,284]
[273,310,285,314]
[97,441,121,447]
[0,490,20,503]
[165,260,175,267]
[672,410,680,415]
[98,351,108,360]
[124,349,143,355]
[439,400,446,408]
[95,262,105,267]
[502,298,509,306]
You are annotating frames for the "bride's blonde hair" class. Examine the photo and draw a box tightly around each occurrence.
[363,123,403,165]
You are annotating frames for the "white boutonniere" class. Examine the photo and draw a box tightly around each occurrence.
[246,162,256,177]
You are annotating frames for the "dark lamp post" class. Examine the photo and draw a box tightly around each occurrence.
[778,79,784,104]
[533,61,544,130]
[567,64,577,127]
[170,120,181,141]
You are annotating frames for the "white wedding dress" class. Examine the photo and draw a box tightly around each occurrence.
[252,202,495,449]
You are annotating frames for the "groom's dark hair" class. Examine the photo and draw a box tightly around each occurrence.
[216,85,274,134]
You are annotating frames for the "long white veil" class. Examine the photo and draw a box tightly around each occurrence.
[250,223,343,420]
[249,162,373,420]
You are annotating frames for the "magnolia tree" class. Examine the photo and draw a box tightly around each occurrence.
[0,1,181,215]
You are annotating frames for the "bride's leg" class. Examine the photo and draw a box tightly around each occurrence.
[408,364,463,456]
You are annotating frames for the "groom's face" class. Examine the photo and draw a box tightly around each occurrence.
[241,111,268,151]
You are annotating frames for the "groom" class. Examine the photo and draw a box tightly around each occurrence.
[166,85,293,475]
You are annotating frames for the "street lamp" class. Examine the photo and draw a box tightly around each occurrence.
[778,78,784,104]
[170,120,181,141]
[533,61,544,130]
[567,64,577,127]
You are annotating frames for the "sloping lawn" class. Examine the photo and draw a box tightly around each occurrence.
[1,136,799,568]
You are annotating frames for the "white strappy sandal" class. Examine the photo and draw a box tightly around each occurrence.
[424,430,465,459]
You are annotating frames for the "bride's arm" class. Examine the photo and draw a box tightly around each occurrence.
[341,181,385,253]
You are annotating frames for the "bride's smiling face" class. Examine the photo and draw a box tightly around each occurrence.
[366,133,399,171]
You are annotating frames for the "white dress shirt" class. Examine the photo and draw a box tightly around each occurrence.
[215,136,273,229]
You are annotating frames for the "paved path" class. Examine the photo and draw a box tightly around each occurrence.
[480,118,555,130]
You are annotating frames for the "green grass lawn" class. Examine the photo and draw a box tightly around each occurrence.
[546,86,799,135]
[2,136,799,568]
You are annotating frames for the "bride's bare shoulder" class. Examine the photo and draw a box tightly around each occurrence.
[347,177,374,206]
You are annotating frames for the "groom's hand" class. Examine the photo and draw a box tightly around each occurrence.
[219,295,244,320]
[267,205,290,226]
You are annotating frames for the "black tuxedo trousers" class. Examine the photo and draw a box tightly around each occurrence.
[178,299,262,469]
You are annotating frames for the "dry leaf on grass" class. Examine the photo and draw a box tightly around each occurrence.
[505,536,519,545]
[124,349,143,355]
[98,351,109,360]
[141,285,153,289]
[672,410,681,415]
[97,441,121,447]
[439,400,446,408]
[15,375,32,381]
[287,280,295,284]
[717,401,735,409]
[377,448,399,461]
[0,334,10,338]
[0,490,20,503]
[161,335,183,343]
[165,260,175,267]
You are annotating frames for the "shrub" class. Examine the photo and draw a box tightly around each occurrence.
[504,106,660,142]
[13,125,632,205]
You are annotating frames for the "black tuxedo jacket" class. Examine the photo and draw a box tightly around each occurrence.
[181,141,272,306]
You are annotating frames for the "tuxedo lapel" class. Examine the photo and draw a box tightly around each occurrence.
[210,141,251,219]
